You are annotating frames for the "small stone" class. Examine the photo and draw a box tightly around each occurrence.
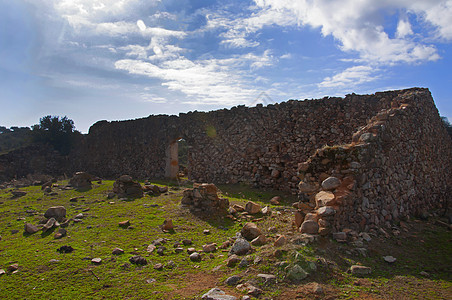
[157,247,165,256]
[203,243,217,253]
[241,222,262,241]
[257,273,276,284]
[274,235,287,247]
[201,288,237,300]
[189,252,201,262]
[54,228,67,239]
[112,248,124,255]
[294,211,304,228]
[317,206,336,216]
[57,245,74,253]
[0,269,6,276]
[298,181,317,193]
[119,220,130,228]
[227,254,240,267]
[287,265,308,282]
[359,232,372,242]
[250,235,267,246]
[247,285,263,297]
[161,219,174,232]
[245,201,262,214]
[203,229,211,235]
[91,258,102,265]
[24,223,39,234]
[146,244,156,253]
[154,263,163,270]
[300,220,319,234]
[238,258,249,268]
[225,275,242,286]
[187,247,196,255]
[42,218,57,232]
[270,196,281,205]
[383,256,396,263]
[74,213,84,219]
[44,206,66,221]
[321,177,341,190]
[350,265,371,276]
[129,255,147,265]
[146,278,156,284]
[166,260,176,269]
[333,232,347,242]
[175,247,184,253]
[7,264,19,273]
[182,239,193,245]
[420,271,430,277]
[233,204,245,212]
[261,206,271,215]
[229,238,251,256]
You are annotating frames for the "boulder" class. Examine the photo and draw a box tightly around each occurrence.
[300,220,319,234]
[287,265,308,282]
[317,206,336,216]
[113,175,143,198]
[68,172,92,189]
[251,235,267,246]
[202,243,217,253]
[321,177,341,190]
[315,191,335,207]
[42,217,57,232]
[129,255,147,265]
[298,181,317,193]
[350,265,371,276]
[189,252,201,262]
[24,223,39,234]
[44,206,66,221]
[245,201,262,214]
[241,223,262,241]
[229,238,251,256]
[201,288,237,300]
[161,219,174,232]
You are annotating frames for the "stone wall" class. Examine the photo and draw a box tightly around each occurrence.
[296,88,452,233]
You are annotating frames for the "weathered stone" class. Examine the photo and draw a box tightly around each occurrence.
[129,255,147,265]
[69,172,92,189]
[321,177,341,190]
[241,222,262,241]
[274,235,287,247]
[250,235,267,246]
[300,220,319,234]
[270,196,281,205]
[113,176,143,198]
[317,206,336,216]
[229,238,251,256]
[91,258,102,265]
[299,181,317,193]
[201,288,237,300]
[333,232,347,242]
[227,254,240,267]
[203,243,217,253]
[42,217,57,232]
[119,220,130,228]
[112,248,124,255]
[54,228,67,239]
[161,219,174,232]
[257,273,276,284]
[225,275,241,286]
[350,265,371,276]
[383,256,396,263]
[153,263,163,270]
[315,191,335,207]
[189,252,201,262]
[24,223,39,234]
[7,264,19,273]
[11,190,27,198]
[182,239,193,246]
[245,201,261,214]
[44,206,66,221]
[0,269,5,276]
[287,265,308,281]
[294,211,304,228]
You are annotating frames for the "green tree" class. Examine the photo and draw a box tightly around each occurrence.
[32,115,80,155]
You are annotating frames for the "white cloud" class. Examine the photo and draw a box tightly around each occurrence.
[249,0,450,64]
[319,65,379,88]
[137,19,146,32]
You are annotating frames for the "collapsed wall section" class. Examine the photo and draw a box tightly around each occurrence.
[296,88,452,233]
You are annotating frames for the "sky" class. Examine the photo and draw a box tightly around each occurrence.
[0,0,451,133]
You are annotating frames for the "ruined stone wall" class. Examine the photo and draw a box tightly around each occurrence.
[297,88,452,233]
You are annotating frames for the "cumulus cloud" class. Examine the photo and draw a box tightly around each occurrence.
[319,65,379,88]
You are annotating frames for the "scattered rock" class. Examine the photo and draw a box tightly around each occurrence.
[118,220,130,228]
[24,223,39,234]
[250,235,267,246]
[300,220,319,234]
[245,201,262,214]
[274,235,287,247]
[74,213,84,219]
[91,258,102,265]
[287,265,308,282]
[247,285,263,297]
[44,206,66,221]
[7,264,19,273]
[203,229,211,235]
[112,248,124,255]
[146,244,156,253]
[321,177,341,190]
[54,228,67,239]
[229,238,251,256]
[257,273,276,284]
[157,247,166,256]
[42,217,57,232]
[154,263,163,270]
[383,256,396,263]
[261,206,271,215]
[241,222,262,241]
[317,206,336,216]
[350,265,371,276]
[189,252,201,262]
[11,190,27,198]
[0,269,6,276]
[57,245,74,253]
[182,239,193,246]
[129,255,147,265]
[161,219,174,232]
[201,288,237,300]
[227,254,240,267]
[187,248,196,255]
[203,243,217,253]
[225,275,242,286]
[315,191,335,207]
[113,175,143,198]
[294,211,304,228]
[166,260,176,269]
[420,271,430,277]
[68,172,92,189]
[333,232,347,242]
[270,196,281,205]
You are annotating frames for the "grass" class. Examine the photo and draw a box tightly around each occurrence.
[0,180,451,299]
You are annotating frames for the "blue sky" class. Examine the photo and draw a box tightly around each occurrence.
[1,0,451,133]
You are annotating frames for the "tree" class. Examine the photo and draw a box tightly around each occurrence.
[441,116,452,140]
[32,115,80,155]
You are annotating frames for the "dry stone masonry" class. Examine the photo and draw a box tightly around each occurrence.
[0,88,451,233]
